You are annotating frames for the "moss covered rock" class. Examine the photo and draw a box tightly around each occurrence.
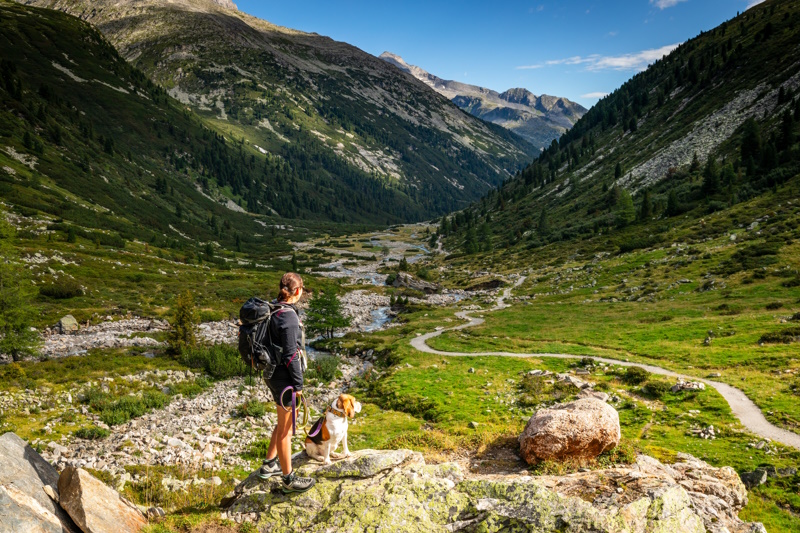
[222,449,764,533]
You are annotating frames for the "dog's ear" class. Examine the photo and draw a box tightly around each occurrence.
[344,397,355,418]
[354,401,362,414]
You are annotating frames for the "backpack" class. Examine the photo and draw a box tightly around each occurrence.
[237,297,286,379]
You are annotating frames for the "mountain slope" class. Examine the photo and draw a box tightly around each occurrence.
[440,0,800,255]
[0,0,300,258]
[380,52,587,150]
[21,0,537,222]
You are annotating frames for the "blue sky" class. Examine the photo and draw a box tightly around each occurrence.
[234,0,765,108]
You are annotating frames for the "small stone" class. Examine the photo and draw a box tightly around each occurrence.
[468,368,475,374]
[468,421,479,429]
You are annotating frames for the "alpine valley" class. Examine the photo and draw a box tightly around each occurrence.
[13,0,537,226]
[2,1,800,533]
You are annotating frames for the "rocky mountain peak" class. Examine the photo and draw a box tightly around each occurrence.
[211,0,237,10]
[499,87,537,106]
[380,51,587,149]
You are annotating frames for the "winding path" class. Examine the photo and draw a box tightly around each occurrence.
[411,276,800,451]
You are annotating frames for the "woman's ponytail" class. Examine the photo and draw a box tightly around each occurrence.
[278,272,303,302]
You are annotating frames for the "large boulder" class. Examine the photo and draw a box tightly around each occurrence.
[390,272,439,294]
[57,467,147,533]
[519,398,620,463]
[0,432,79,533]
[222,448,763,533]
[57,315,79,335]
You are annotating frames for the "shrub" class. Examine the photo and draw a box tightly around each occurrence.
[166,291,197,356]
[235,399,267,419]
[765,302,784,310]
[621,366,650,385]
[306,356,341,383]
[642,380,672,399]
[38,277,84,299]
[181,344,244,379]
[783,277,800,288]
[74,426,110,440]
[518,375,579,407]
[142,390,169,409]
[758,327,800,344]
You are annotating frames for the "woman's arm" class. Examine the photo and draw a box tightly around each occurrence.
[277,309,303,391]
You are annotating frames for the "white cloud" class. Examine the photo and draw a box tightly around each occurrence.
[746,0,765,8]
[581,92,610,99]
[517,43,680,72]
[650,0,688,9]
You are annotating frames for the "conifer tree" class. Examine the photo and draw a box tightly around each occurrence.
[538,209,550,237]
[615,190,636,227]
[305,291,350,339]
[166,291,197,356]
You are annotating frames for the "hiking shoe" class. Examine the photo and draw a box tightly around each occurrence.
[256,459,281,480]
[281,471,315,494]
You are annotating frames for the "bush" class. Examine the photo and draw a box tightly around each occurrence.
[642,380,671,399]
[621,366,650,385]
[518,375,579,407]
[74,426,110,440]
[142,390,169,409]
[181,344,244,379]
[765,302,784,310]
[306,356,341,383]
[235,399,267,419]
[166,291,197,356]
[758,327,800,344]
[38,277,83,299]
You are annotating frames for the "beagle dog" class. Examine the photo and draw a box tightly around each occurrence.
[304,393,361,464]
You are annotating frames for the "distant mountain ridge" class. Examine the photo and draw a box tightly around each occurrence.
[21,0,536,223]
[380,52,587,149]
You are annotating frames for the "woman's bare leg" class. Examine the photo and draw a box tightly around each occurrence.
[266,404,294,475]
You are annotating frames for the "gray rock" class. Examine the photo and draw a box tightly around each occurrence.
[57,315,79,334]
[0,432,79,533]
[223,448,762,533]
[740,469,768,489]
[391,272,439,294]
[309,449,419,479]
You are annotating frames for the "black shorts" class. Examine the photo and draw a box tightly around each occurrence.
[267,377,296,407]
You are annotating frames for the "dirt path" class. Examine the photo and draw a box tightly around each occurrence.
[411,276,800,451]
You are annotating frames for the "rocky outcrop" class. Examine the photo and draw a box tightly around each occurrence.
[391,272,439,294]
[519,398,621,463]
[223,448,763,533]
[57,467,146,533]
[0,432,79,533]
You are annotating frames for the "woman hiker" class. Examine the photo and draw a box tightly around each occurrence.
[256,272,316,494]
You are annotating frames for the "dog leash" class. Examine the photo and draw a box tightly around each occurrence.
[279,386,310,436]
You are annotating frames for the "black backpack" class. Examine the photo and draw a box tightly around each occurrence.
[237,297,286,379]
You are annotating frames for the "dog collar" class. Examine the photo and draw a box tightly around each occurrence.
[329,406,349,418]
